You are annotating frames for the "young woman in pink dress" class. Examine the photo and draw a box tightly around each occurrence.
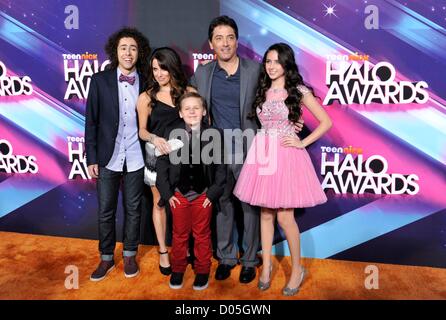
[233,43,332,296]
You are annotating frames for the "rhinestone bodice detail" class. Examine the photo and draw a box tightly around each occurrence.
[257,88,295,137]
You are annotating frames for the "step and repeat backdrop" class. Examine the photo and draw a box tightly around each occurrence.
[1,0,445,268]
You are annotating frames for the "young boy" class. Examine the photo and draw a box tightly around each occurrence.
[156,92,226,290]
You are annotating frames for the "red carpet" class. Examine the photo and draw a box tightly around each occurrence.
[0,231,445,300]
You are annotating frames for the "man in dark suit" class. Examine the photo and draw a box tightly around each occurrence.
[190,16,262,284]
[85,27,151,281]
[191,16,304,284]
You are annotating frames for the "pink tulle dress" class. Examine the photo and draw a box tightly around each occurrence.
[233,86,327,209]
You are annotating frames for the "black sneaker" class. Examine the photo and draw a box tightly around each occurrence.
[193,273,209,290]
[169,272,184,289]
[90,260,115,282]
[123,256,139,278]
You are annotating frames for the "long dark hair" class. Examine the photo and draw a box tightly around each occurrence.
[146,47,188,109]
[249,43,315,123]
[104,27,151,83]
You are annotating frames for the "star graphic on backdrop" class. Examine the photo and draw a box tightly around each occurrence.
[323,3,338,18]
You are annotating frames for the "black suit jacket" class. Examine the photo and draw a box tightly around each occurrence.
[155,121,227,208]
[85,68,145,167]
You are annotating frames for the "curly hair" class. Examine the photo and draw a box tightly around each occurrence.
[146,47,188,109]
[104,27,151,84]
[249,43,315,123]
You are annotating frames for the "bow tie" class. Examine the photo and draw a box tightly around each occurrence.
[119,74,136,85]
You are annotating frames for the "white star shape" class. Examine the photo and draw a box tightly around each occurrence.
[323,3,338,18]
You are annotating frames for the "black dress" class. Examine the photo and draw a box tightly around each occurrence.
[144,100,183,184]
[149,100,182,137]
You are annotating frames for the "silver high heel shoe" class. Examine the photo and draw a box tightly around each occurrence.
[282,267,306,296]
[258,264,273,291]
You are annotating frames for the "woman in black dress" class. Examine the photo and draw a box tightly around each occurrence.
[137,47,196,275]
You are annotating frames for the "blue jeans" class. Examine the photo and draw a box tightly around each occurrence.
[97,166,144,259]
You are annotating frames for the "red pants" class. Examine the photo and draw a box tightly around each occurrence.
[170,192,212,274]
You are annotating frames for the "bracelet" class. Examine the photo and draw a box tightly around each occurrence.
[148,134,155,143]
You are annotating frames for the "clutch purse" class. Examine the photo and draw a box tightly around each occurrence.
[146,138,184,157]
